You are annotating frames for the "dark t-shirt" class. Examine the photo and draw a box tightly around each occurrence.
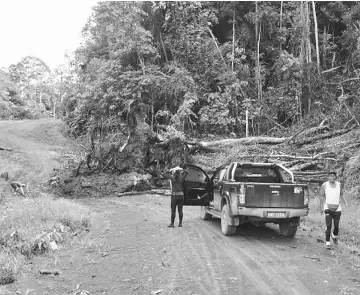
[168,169,188,194]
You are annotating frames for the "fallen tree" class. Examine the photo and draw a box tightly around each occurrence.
[287,125,330,144]
[186,136,290,149]
[118,189,170,198]
[294,128,353,146]
[61,113,358,194]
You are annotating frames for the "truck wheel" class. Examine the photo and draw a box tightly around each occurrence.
[221,205,236,236]
[279,222,298,237]
[200,206,212,220]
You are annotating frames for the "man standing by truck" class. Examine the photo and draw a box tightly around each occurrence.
[320,172,348,250]
[165,165,188,228]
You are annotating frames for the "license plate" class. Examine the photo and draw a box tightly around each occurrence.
[267,212,286,218]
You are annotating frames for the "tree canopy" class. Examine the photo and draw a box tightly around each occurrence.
[2,1,359,138]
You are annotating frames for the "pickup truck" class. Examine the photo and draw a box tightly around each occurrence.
[182,162,309,237]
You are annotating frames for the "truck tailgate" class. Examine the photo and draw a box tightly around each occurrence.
[245,183,307,208]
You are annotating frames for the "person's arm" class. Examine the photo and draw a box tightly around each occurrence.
[319,183,326,214]
[161,169,172,180]
[177,170,188,184]
[340,183,348,207]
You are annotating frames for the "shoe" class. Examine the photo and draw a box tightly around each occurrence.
[331,233,338,245]
[178,223,182,227]
[167,224,174,228]
[326,242,332,250]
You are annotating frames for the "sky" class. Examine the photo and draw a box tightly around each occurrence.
[0,0,99,70]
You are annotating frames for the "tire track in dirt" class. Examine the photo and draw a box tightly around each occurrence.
[134,198,215,294]
[116,196,359,295]
[127,198,307,294]
[128,198,224,294]
[197,220,278,294]
[142,200,270,294]
[199,219,312,295]
[178,226,222,294]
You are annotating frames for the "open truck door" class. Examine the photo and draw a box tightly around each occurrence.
[183,164,212,206]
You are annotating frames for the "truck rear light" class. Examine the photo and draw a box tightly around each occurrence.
[304,188,309,206]
[237,184,246,205]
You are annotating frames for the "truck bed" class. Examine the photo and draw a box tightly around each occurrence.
[241,182,308,209]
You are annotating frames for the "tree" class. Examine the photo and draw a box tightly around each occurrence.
[9,56,51,109]
[312,1,320,74]
[61,0,359,175]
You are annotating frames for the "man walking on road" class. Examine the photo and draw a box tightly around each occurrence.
[320,172,348,250]
[165,165,188,228]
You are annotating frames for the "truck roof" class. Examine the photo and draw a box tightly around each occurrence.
[233,162,278,167]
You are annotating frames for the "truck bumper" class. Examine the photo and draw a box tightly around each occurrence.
[237,207,309,218]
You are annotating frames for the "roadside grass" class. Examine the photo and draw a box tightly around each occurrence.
[0,192,90,285]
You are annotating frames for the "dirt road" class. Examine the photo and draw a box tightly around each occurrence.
[1,119,360,295]
[0,118,74,184]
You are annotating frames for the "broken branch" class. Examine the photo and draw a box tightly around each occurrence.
[290,161,319,171]
[294,128,353,146]
[187,136,290,149]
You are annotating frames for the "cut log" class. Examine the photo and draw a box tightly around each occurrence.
[302,144,325,153]
[294,128,353,146]
[282,160,302,167]
[294,178,325,184]
[118,189,170,197]
[290,161,319,171]
[186,136,290,149]
[39,269,60,275]
[0,146,12,151]
[292,171,328,176]
[264,153,334,161]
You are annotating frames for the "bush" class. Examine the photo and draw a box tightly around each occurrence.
[0,195,90,284]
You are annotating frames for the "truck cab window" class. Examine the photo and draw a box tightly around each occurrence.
[234,166,281,183]
[186,167,207,183]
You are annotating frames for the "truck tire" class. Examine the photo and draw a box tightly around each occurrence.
[200,206,212,220]
[279,222,298,237]
[221,205,236,236]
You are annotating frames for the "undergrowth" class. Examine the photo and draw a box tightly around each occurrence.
[0,193,90,285]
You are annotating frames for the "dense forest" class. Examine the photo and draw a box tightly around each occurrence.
[0,1,359,173]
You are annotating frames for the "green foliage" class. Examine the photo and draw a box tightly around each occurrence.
[57,1,359,140]
[199,92,235,134]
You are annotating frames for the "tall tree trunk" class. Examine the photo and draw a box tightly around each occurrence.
[300,1,311,116]
[255,1,261,101]
[322,24,327,68]
[246,109,249,138]
[257,31,261,101]
[231,6,235,73]
[306,2,312,113]
[280,0,283,50]
[160,32,168,63]
[151,98,154,132]
[53,100,56,120]
[207,27,227,68]
[306,2,312,64]
[312,1,320,74]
